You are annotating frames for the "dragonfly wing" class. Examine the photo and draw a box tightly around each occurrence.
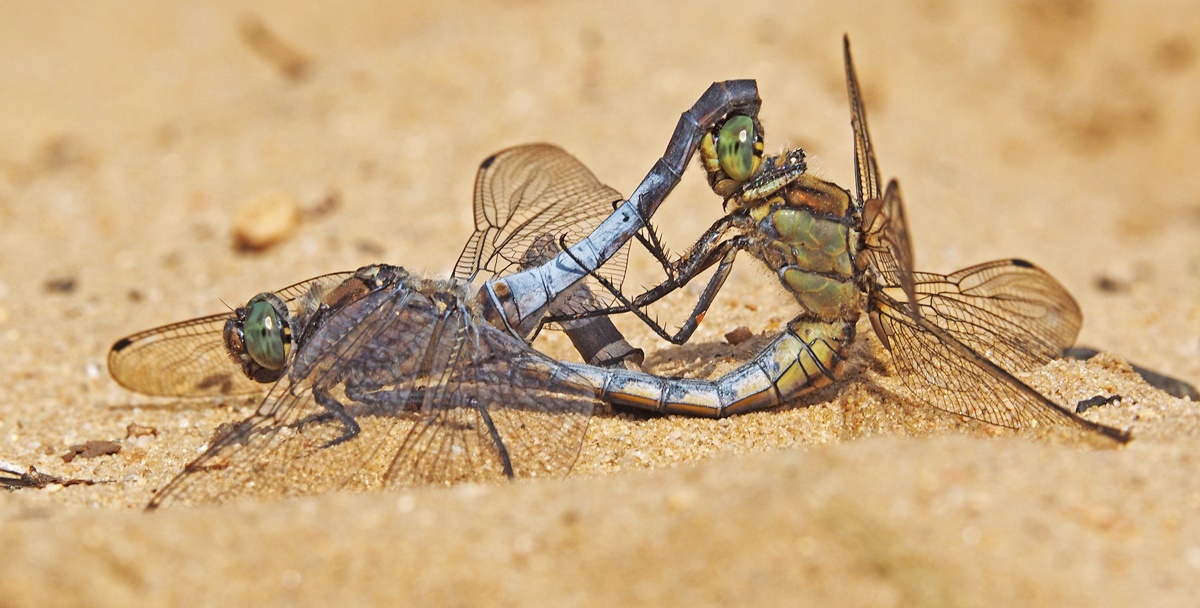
[845,36,883,209]
[108,313,258,397]
[109,271,357,398]
[147,274,597,506]
[454,143,629,314]
[144,376,321,508]
[383,306,596,485]
[870,289,1126,442]
[909,259,1082,370]
[270,270,359,302]
[863,179,917,310]
[846,39,918,314]
[147,283,428,507]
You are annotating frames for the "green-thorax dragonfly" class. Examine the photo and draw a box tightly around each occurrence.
[553,37,1130,444]
[107,82,763,507]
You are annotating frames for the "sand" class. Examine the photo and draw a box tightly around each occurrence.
[1,1,1198,606]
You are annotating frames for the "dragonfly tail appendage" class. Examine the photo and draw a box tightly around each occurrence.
[483,81,761,338]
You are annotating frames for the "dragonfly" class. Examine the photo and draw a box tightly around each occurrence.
[107,143,650,400]
[552,37,1131,443]
[108,82,763,507]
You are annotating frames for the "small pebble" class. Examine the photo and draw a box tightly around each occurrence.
[61,440,123,463]
[725,326,754,345]
[233,190,300,251]
[125,423,158,439]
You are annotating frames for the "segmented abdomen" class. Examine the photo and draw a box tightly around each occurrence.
[563,318,855,417]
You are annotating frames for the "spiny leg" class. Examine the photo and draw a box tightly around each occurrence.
[613,198,680,284]
[312,385,362,448]
[554,229,753,345]
[472,396,514,478]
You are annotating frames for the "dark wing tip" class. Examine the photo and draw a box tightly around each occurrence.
[111,337,134,352]
[479,153,498,170]
[1011,258,1035,268]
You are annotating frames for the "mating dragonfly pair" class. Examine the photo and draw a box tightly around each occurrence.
[109,37,1129,508]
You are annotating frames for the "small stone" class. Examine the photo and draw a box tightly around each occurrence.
[724,326,754,345]
[233,190,300,251]
[125,423,158,439]
[61,440,122,463]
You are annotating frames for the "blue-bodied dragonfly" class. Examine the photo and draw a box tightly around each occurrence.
[108,82,763,507]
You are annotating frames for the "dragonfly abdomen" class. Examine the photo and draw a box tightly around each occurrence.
[564,318,855,418]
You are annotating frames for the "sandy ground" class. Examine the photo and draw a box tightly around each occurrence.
[1,1,1199,605]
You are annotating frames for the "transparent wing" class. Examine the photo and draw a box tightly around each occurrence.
[383,306,595,484]
[454,143,629,315]
[846,39,1121,441]
[148,278,595,507]
[909,259,1082,369]
[108,312,257,398]
[869,266,1127,442]
[108,271,356,397]
[845,36,882,209]
[845,39,918,312]
[148,284,425,507]
[863,180,917,307]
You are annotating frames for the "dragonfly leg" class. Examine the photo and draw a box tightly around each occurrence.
[614,199,679,283]
[556,228,755,345]
[472,400,515,478]
[627,212,760,309]
[312,385,362,448]
[648,244,741,344]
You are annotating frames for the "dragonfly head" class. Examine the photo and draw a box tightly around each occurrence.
[223,292,292,383]
[722,148,808,213]
[700,114,764,198]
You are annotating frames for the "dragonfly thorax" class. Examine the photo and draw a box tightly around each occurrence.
[746,173,866,324]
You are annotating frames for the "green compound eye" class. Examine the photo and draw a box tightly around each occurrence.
[242,295,289,370]
[716,115,762,182]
